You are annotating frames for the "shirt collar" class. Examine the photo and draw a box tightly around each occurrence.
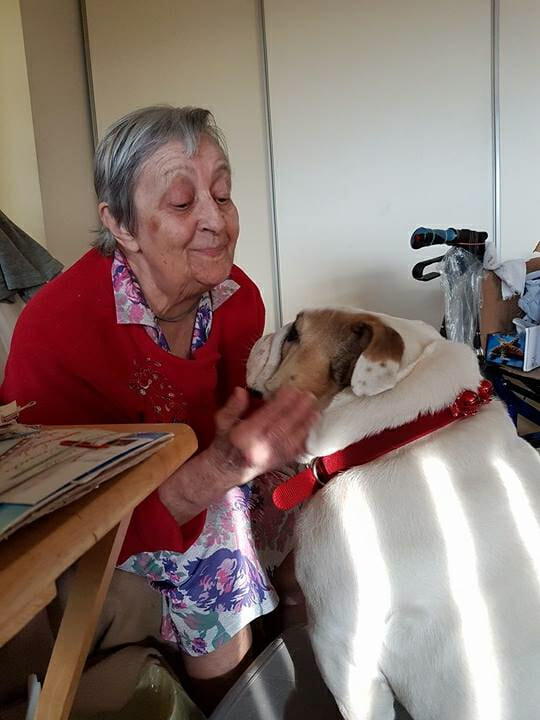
[111,248,239,327]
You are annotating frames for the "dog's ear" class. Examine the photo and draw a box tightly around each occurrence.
[332,316,405,397]
[351,318,405,396]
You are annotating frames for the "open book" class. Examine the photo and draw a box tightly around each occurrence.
[0,426,173,540]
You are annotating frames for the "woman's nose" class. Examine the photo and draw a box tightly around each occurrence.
[198,194,226,234]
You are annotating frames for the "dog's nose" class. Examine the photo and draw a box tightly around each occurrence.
[248,387,263,399]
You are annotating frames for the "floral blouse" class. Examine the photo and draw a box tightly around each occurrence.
[112,249,239,353]
[111,249,295,656]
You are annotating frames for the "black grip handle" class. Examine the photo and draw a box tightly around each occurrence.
[411,227,458,249]
[411,227,488,251]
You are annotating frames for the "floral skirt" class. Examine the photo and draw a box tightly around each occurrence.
[119,471,297,656]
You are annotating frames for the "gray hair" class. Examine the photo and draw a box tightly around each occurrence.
[93,105,229,254]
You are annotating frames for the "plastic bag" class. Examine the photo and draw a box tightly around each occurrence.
[72,662,205,720]
[439,247,484,347]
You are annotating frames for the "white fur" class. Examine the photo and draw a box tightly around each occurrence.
[351,356,400,397]
[249,311,540,720]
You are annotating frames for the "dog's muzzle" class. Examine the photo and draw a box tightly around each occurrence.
[246,322,292,395]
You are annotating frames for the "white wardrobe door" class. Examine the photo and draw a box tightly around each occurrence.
[500,0,540,259]
[83,0,278,327]
[264,0,493,326]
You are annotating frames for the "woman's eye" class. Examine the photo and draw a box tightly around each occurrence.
[174,202,191,210]
[215,196,231,205]
[285,324,299,343]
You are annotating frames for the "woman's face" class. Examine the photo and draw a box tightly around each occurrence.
[128,136,239,298]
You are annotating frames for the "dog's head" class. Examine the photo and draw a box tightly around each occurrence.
[247,308,441,407]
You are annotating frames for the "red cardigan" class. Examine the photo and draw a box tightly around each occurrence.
[1,249,265,563]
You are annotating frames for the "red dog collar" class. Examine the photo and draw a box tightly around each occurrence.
[273,380,494,511]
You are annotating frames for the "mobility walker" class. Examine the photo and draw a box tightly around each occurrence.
[411,227,540,448]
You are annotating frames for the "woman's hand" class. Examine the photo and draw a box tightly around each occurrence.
[210,386,319,485]
[158,386,319,524]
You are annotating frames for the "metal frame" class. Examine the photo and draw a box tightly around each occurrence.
[258,0,284,328]
[79,0,98,149]
[491,0,501,251]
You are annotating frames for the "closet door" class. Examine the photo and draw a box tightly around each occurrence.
[83,0,278,327]
[499,0,540,259]
[264,0,493,326]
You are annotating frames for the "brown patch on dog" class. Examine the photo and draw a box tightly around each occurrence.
[354,313,405,365]
[264,309,404,406]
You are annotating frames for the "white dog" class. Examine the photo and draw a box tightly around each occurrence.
[247,308,540,720]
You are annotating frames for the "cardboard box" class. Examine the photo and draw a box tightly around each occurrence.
[479,241,540,378]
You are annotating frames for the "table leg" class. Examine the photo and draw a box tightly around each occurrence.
[35,515,131,720]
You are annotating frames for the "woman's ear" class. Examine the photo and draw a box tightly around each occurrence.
[350,318,404,396]
[98,203,140,253]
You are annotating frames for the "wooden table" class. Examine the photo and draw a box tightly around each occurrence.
[0,423,197,720]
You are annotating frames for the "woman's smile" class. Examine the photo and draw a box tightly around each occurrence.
[190,245,228,258]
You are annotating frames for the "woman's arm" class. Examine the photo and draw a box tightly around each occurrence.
[158,386,318,524]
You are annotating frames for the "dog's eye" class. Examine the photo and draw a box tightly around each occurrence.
[285,323,299,343]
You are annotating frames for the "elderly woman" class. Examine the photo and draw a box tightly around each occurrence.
[1,106,317,710]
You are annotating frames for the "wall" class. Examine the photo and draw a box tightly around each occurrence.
[263,0,493,326]
[4,1,538,318]
[499,0,540,259]
[20,0,98,267]
[0,0,46,246]
[84,0,278,328]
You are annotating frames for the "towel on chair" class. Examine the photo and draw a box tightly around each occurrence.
[0,209,62,303]
[483,242,527,300]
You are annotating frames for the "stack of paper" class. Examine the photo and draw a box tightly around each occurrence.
[0,427,173,540]
[0,401,39,442]
[0,401,25,426]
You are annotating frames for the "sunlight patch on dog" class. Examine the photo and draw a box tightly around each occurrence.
[423,457,502,720]
[494,457,540,587]
[341,490,392,716]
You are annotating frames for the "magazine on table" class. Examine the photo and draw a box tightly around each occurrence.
[0,418,173,541]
